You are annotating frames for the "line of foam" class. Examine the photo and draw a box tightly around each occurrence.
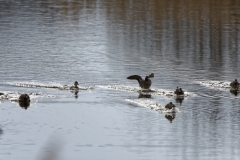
[97,85,193,98]
[125,99,179,114]
[0,91,55,101]
[7,81,93,91]
[197,81,231,90]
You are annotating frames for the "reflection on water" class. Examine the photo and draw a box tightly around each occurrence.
[18,100,30,110]
[0,128,3,136]
[138,93,151,98]
[34,0,240,83]
[71,90,79,99]
[1,0,240,160]
[165,113,177,123]
[230,89,239,96]
[174,97,184,105]
[18,101,30,109]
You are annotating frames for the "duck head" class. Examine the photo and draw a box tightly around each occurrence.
[74,81,79,87]
[234,79,238,84]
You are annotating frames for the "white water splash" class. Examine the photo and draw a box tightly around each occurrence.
[151,88,193,97]
[97,85,140,92]
[197,81,231,89]
[0,91,55,101]
[7,81,94,91]
[98,85,193,98]
[125,99,179,113]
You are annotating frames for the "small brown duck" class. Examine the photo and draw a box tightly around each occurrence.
[127,73,154,89]
[174,87,184,95]
[230,79,239,89]
[165,102,176,110]
[70,81,79,90]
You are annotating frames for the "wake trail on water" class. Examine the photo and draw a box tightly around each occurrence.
[7,81,93,91]
[97,85,194,98]
[5,82,197,101]
[197,81,231,90]
[0,91,55,102]
[125,99,180,114]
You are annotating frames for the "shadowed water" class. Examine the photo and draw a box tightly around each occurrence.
[1,0,240,160]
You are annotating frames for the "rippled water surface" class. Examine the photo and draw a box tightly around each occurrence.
[1,0,240,160]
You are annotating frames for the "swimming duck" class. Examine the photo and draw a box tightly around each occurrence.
[174,87,184,95]
[18,94,30,102]
[127,73,154,89]
[230,79,239,90]
[70,81,79,90]
[165,102,176,110]
[18,94,30,109]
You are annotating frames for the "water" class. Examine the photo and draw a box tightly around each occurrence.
[1,0,240,159]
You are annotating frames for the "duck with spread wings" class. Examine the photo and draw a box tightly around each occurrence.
[127,73,154,89]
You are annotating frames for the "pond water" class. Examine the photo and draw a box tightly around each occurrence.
[1,0,240,160]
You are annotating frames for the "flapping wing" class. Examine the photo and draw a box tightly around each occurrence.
[127,75,143,85]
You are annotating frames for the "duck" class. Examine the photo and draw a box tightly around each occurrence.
[70,81,79,90]
[174,87,184,95]
[165,102,176,110]
[18,94,30,102]
[230,79,239,90]
[18,94,30,109]
[127,73,154,89]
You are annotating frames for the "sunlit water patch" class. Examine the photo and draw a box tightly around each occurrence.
[7,81,94,91]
